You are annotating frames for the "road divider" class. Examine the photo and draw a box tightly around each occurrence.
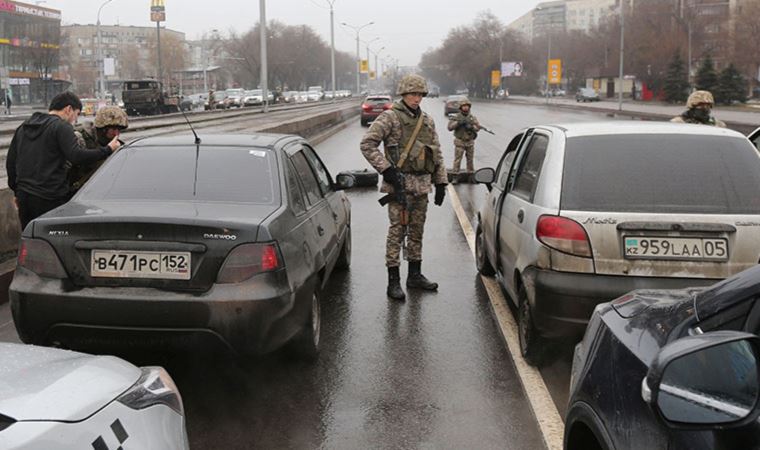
[447,184,564,450]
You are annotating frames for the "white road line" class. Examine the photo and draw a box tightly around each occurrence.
[447,184,564,450]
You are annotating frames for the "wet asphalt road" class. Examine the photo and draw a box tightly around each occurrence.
[0,99,627,449]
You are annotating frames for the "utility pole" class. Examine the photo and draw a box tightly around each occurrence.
[618,0,625,111]
[328,0,336,102]
[150,0,166,87]
[366,38,380,90]
[97,0,113,100]
[260,0,268,112]
[342,21,373,94]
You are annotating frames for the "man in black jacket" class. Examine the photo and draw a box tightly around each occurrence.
[6,92,121,229]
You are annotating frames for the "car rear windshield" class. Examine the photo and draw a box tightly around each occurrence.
[125,82,156,90]
[561,134,760,214]
[366,97,390,104]
[79,146,279,204]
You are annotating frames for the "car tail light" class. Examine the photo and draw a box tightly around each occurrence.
[216,243,282,284]
[362,103,372,111]
[383,103,392,110]
[536,215,592,258]
[17,238,67,278]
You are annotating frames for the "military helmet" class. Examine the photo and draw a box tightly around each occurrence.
[459,98,472,109]
[94,106,129,129]
[396,74,429,96]
[686,90,715,109]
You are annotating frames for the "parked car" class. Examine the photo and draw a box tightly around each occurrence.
[496,88,510,99]
[552,88,566,97]
[565,264,760,450]
[10,133,356,361]
[360,95,392,126]
[307,86,324,101]
[0,342,187,449]
[473,122,760,365]
[444,94,468,116]
[576,87,600,102]
[179,96,194,112]
[243,89,264,106]
[224,88,245,108]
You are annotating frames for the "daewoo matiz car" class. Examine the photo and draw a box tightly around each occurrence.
[10,134,354,360]
[474,122,760,365]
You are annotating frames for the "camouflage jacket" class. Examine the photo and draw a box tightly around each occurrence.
[671,113,726,128]
[68,122,121,192]
[447,112,481,142]
[360,101,447,195]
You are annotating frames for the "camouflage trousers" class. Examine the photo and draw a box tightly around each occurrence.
[452,139,475,173]
[386,194,429,267]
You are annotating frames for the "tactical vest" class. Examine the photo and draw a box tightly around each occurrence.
[453,113,478,141]
[385,104,436,174]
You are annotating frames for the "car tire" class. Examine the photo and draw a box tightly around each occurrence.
[475,224,496,276]
[360,119,368,127]
[289,290,321,361]
[517,284,545,366]
[335,226,351,270]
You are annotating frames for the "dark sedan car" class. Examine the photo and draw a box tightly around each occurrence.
[565,265,760,450]
[360,95,392,126]
[10,134,354,360]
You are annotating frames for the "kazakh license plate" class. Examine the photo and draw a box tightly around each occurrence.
[623,237,728,261]
[91,250,191,280]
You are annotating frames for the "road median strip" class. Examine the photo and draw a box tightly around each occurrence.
[447,184,564,450]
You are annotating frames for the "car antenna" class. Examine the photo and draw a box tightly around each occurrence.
[179,106,201,144]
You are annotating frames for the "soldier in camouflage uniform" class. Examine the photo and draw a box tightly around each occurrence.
[68,106,128,193]
[671,90,726,127]
[447,98,480,183]
[360,74,448,301]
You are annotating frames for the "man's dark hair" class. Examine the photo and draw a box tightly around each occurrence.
[49,91,83,112]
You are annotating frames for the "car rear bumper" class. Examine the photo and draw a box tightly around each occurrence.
[10,268,312,356]
[522,266,719,338]
[361,111,383,121]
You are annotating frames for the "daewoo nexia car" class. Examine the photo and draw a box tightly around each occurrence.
[474,122,760,365]
[0,343,187,449]
[565,265,760,450]
[10,134,354,360]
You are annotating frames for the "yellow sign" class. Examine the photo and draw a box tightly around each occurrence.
[548,59,562,85]
[369,71,376,80]
[491,70,501,88]
[360,60,369,74]
[151,0,165,22]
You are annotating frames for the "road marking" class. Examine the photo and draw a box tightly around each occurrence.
[447,184,564,450]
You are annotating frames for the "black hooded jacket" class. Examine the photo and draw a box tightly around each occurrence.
[6,112,112,200]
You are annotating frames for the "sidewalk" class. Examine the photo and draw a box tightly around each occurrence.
[0,104,46,123]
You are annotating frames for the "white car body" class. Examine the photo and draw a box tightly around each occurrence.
[0,343,188,450]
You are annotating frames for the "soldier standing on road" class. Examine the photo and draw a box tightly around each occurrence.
[447,98,480,183]
[68,105,128,193]
[6,92,121,230]
[360,74,448,301]
[671,90,726,127]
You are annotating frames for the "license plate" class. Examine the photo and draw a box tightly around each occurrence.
[623,237,728,261]
[91,250,191,280]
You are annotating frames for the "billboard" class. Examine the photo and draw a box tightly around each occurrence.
[548,59,562,85]
[491,70,501,88]
[501,61,523,77]
[360,59,369,74]
[150,0,165,22]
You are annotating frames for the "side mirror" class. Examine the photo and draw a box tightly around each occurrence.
[473,168,495,191]
[334,172,356,190]
[643,331,760,429]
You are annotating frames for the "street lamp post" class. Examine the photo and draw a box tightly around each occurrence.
[327,0,336,102]
[373,46,385,88]
[97,0,113,100]
[366,38,380,89]
[618,0,625,111]
[260,0,268,112]
[342,21,373,94]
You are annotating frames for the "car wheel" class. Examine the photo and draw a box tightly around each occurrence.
[475,224,496,276]
[289,290,321,361]
[360,119,367,127]
[335,226,351,270]
[517,285,545,366]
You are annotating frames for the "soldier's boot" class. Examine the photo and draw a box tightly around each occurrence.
[406,261,438,291]
[387,266,406,301]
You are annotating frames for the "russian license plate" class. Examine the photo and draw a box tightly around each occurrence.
[623,237,728,261]
[91,250,191,280]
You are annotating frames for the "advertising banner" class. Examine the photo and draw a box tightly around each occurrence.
[491,70,501,88]
[501,61,523,77]
[548,59,562,85]
[360,60,369,74]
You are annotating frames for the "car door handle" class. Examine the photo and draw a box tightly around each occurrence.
[317,225,325,236]
[517,209,525,223]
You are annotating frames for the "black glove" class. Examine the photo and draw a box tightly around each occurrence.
[382,166,400,186]
[434,184,446,206]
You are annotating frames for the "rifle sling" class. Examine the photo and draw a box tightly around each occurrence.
[396,113,424,170]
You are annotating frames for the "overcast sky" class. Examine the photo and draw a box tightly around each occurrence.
[42,0,540,66]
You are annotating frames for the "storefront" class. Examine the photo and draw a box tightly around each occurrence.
[0,1,68,104]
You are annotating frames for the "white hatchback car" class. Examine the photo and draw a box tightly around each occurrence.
[474,122,760,365]
[0,343,188,449]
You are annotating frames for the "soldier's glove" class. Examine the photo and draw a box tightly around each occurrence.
[382,166,405,202]
[434,184,446,206]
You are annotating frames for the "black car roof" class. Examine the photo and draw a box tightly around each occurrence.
[128,133,300,149]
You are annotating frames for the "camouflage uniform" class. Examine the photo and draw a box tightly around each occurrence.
[68,106,127,192]
[447,105,480,174]
[671,90,726,128]
[360,98,447,268]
